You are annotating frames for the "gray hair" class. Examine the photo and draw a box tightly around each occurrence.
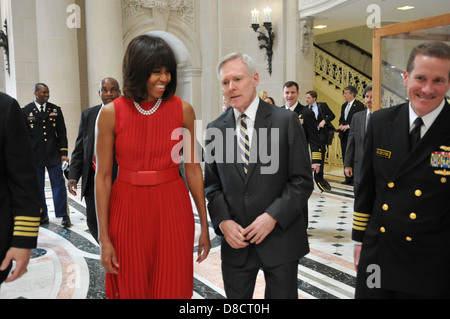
[216,52,257,80]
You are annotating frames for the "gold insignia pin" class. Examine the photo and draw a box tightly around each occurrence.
[434,169,450,176]
[440,146,450,152]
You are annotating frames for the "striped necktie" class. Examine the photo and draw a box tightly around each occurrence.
[239,113,250,175]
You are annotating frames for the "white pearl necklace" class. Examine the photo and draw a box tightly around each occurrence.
[133,98,162,116]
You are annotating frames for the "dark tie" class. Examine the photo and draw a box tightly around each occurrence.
[410,117,423,149]
[40,105,44,113]
[239,113,250,175]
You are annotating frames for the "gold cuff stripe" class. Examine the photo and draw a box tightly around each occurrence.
[14,216,41,222]
[354,212,371,218]
[15,221,40,227]
[353,220,368,227]
[312,152,322,160]
[352,225,366,231]
[353,216,369,222]
[14,225,39,231]
[13,231,39,238]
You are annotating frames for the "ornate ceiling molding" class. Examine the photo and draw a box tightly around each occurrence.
[299,0,348,18]
[122,0,194,25]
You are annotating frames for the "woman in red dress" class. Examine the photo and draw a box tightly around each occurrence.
[95,35,210,299]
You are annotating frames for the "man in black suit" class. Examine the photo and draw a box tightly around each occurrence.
[205,53,313,299]
[338,85,365,185]
[305,90,335,179]
[283,81,322,173]
[68,78,120,242]
[22,83,71,227]
[353,42,450,298]
[0,92,41,285]
[344,85,373,195]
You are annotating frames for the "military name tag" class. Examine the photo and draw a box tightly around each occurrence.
[376,148,391,159]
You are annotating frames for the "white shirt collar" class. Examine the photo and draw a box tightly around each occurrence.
[233,96,259,123]
[285,101,299,112]
[408,99,445,134]
[34,100,46,110]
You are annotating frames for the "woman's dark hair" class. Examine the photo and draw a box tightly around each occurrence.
[122,35,178,102]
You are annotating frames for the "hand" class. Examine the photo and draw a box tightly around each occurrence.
[196,231,211,263]
[344,167,353,178]
[100,240,119,274]
[354,243,362,271]
[68,179,78,196]
[319,120,326,128]
[312,164,320,173]
[0,248,31,283]
[220,220,249,249]
[61,156,69,164]
[243,213,276,245]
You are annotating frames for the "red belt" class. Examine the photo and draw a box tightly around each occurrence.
[117,166,180,186]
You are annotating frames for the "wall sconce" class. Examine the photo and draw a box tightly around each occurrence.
[251,7,275,76]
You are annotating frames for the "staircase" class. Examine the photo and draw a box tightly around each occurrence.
[313,40,406,172]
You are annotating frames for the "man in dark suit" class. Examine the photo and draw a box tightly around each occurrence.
[205,53,313,299]
[353,42,450,298]
[68,78,120,242]
[339,86,365,185]
[0,92,41,285]
[22,83,71,227]
[344,85,373,194]
[305,90,335,179]
[283,81,322,173]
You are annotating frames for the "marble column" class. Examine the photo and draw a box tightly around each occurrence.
[34,0,82,154]
[85,0,123,108]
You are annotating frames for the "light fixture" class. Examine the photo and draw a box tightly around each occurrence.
[314,25,328,29]
[251,7,275,76]
[397,5,415,11]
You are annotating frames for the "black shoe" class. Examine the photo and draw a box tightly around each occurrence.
[62,216,72,228]
[40,215,49,225]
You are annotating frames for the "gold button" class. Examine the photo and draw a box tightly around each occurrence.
[406,237,412,242]
[44,139,47,142]
[441,177,447,184]
[415,190,422,197]
[387,182,395,189]
[382,204,389,211]
[410,213,417,220]
[380,227,386,233]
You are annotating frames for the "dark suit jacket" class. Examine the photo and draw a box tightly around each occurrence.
[22,101,68,166]
[338,99,365,139]
[0,93,41,284]
[291,102,322,164]
[69,105,100,198]
[315,102,336,145]
[344,110,369,188]
[69,105,118,198]
[205,99,313,268]
[353,101,450,297]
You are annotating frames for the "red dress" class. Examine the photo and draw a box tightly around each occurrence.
[105,96,195,299]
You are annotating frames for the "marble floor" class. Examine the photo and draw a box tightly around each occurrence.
[0,165,357,300]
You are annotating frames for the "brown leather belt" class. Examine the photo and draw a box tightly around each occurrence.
[117,166,180,186]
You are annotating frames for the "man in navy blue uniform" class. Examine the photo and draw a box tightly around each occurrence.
[22,83,71,227]
[353,42,450,298]
[0,92,41,285]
